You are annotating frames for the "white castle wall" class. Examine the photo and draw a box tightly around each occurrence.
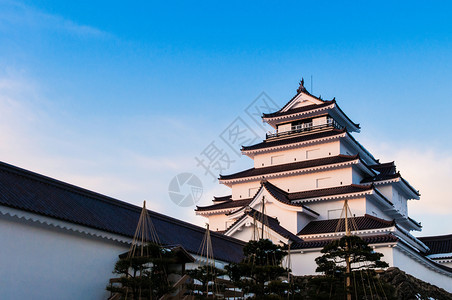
[288,244,452,293]
[252,200,300,233]
[340,140,356,156]
[305,196,389,221]
[288,250,323,276]
[227,219,290,247]
[230,167,356,200]
[376,185,392,201]
[207,213,232,232]
[207,96,452,293]
[374,184,408,217]
[392,188,408,217]
[307,197,367,220]
[289,244,394,276]
[230,223,269,243]
[392,247,452,293]
[364,198,388,219]
[251,135,374,170]
[253,141,341,168]
[352,167,364,184]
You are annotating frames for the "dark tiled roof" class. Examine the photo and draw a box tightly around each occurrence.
[297,214,395,235]
[262,100,335,118]
[419,234,452,255]
[227,208,303,243]
[195,198,252,212]
[291,234,398,250]
[263,97,360,130]
[258,181,389,207]
[288,184,374,201]
[242,128,345,152]
[212,195,232,202]
[370,162,396,175]
[345,132,378,164]
[197,180,320,215]
[273,86,326,113]
[331,101,360,129]
[220,154,358,181]
[408,217,422,228]
[361,173,400,183]
[362,162,399,183]
[362,162,420,196]
[261,181,319,215]
[0,161,245,263]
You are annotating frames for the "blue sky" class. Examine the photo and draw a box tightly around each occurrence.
[0,0,451,236]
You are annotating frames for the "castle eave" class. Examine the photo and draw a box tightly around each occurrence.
[241,129,345,155]
[220,155,361,185]
[291,185,375,204]
[262,101,360,133]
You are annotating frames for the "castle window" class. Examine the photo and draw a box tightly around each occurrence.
[306,149,320,159]
[328,209,342,219]
[271,155,284,165]
[316,177,331,188]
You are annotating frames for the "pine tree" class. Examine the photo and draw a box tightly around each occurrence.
[226,239,290,299]
[106,242,174,300]
[314,235,394,299]
[186,265,226,298]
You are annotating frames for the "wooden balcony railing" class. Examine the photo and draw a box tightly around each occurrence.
[266,118,342,139]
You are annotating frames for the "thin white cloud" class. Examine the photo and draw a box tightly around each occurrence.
[0,71,208,226]
[0,75,45,162]
[391,149,452,215]
[0,0,109,38]
[127,152,194,172]
[362,139,452,216]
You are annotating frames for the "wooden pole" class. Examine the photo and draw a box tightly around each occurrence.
[207,224,211,267]
[206,223,210,297]
[141,201,146,257]
[261,196,265,240]
[344,200,352,300]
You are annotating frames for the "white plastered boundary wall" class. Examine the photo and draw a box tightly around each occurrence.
[287,243,452,293]
[0,206,234,299]
[0,209,130,300]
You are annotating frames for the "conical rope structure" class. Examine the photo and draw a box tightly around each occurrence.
[196,223,222,298]
[334,200,388,300]
[335,199,359,235]
[128,201,161,259]
[125,201,165,300]
[249,196,272,242]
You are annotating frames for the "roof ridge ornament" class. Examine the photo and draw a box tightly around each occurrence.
[297,78,307,94]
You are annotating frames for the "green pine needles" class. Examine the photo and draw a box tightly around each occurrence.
[106,242,174,300]
[226,239,291,299]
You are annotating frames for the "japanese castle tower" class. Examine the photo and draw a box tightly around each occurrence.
[196,79,452,289]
